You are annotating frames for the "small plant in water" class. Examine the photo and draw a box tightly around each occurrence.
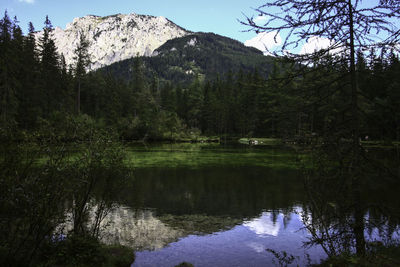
[266,248,299,267]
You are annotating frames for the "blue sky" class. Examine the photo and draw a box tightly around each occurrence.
[1,0,265,43]
[3,0,397,56]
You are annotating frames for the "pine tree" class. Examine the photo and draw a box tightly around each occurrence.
[187,76,203,129]
[201,81,215,134]
[160,82,176,112]
[0,11,19,125]
[18,22,40,127]
[10,16,25,128]
[73,32,91,114]
[39,15,60,115]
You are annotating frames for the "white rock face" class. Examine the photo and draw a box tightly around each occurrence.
[36,13,189,70]
[187,37,197,47]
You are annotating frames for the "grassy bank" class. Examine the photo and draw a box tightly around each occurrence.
[125,142,300,169]
[317,243,400,266]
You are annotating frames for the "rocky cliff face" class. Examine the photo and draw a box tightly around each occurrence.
[36,13,189,70]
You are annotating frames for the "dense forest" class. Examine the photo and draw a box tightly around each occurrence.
[1,11,399,142]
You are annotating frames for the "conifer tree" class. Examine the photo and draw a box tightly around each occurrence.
[187,76,203,129]
[73,32,91,114]
[0,11,18,125]
[18,22,40,127]
[10,16,25,127]
[39,15,60,114]
[201,81,215,134]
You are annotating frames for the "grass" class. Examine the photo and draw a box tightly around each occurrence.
[125,142,300,169]
[22,140,302,172]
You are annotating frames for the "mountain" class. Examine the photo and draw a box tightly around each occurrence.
[35,13,189,70]
[103,32,276,84]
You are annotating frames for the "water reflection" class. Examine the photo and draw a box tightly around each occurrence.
[122,166,305,217]
[244,212,281,237]
[99,207,183,250]
[132,208,324,267]
[90,205,398,266]
[90,145,400,266]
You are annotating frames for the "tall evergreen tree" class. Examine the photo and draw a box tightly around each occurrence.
[0,11,18,125]
[186,76,203,129]
[18,22,40,128]
[10,16,25,127]
[39,15,60,115]
[73,32,91,114]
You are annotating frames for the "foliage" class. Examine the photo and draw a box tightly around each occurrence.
[0,128,69,265]
[67,127,129,238]
[40,235,134,267]
[316,242,400,266]
[0,116,132,266]
[266,248,299,267]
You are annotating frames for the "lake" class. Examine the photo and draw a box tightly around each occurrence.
[92,143,400,266]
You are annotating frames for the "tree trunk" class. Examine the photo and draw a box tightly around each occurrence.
[76,78,81,115]
[348,0,365,257]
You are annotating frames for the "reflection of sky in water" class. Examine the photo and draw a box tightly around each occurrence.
[243,212,281,236]
[133,209,326,267]
[77,203,399,266]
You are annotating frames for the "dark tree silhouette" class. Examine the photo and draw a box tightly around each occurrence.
[242,0,400,257]
[242,0,400,141]
[73,32,91,114]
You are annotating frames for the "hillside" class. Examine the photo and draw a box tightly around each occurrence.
[102,32,276,84]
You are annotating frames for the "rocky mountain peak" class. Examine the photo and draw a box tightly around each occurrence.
[36,13,190,70]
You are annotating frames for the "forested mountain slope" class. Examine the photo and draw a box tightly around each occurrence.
[102,32,275,84]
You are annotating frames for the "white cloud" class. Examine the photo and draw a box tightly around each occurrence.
[299,36,344,56]
[244,31,282,55]
[254,15,268,24]
[18,0,35,4]
[300,36,332,54]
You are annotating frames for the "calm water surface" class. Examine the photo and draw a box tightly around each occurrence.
[94,143,399,266]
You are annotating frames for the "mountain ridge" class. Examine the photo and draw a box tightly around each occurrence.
[102,31,275,84]
[34,13,190,70]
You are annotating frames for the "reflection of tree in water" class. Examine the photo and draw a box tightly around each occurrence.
[124,166,305,218]
[302,142,400,259]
